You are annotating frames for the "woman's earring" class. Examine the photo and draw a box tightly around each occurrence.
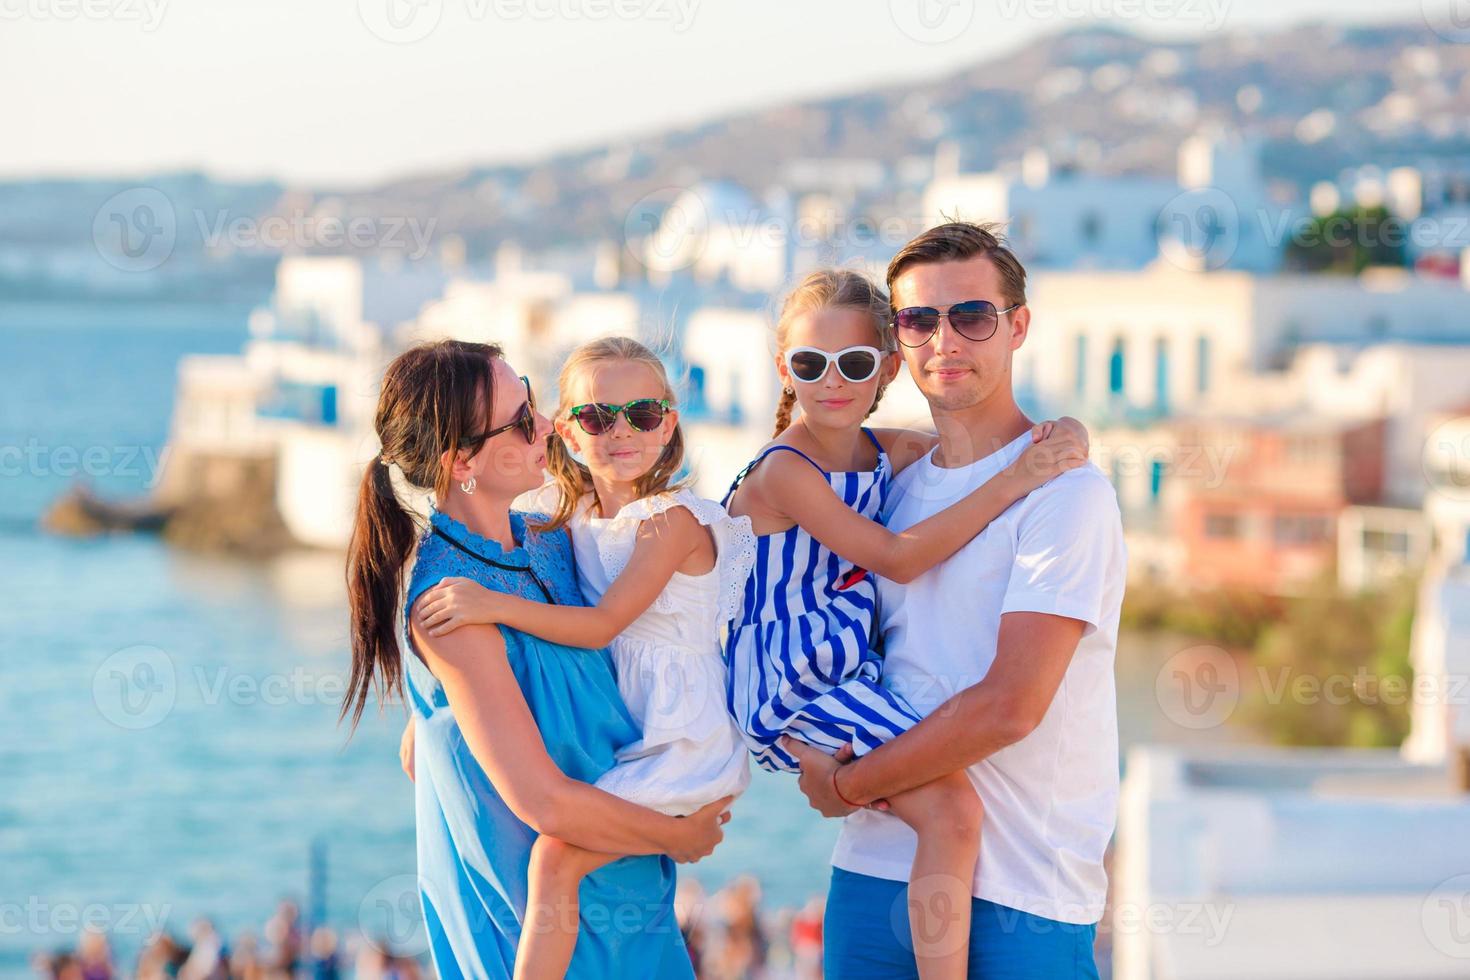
[459,476,477,495]
[783,386,794,395]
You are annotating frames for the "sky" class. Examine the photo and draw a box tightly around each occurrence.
[0,0,1419,188]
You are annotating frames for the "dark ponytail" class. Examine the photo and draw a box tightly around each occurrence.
[343,340,502,731]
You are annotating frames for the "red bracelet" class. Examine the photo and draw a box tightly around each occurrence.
[832,766,862,808]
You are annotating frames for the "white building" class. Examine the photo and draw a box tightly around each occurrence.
[924,148,1178,271]
[165,255,450,548]
[406,270,567,375]
[1026,266,1470,589]
[642,181,792,293]
[1115,745,1470,980]
[1406,414,1470,764]
[1336,505,1432,593]
[923,133,1292,273]
[1023,267,1470,430]
[677,306,778,497]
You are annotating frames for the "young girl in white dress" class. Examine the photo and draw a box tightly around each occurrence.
[415,336,752,979]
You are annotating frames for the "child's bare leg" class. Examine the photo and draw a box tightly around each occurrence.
[882,770,983,980]
[514,836,620,980]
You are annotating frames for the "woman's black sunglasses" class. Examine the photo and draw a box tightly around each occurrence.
[466,375,539,446]
[569,398,671,436]
[892,300,1021,347]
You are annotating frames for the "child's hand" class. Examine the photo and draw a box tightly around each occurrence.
[1015,416,1090,489]
[417,577,508,636]
[1035,415,1090,455]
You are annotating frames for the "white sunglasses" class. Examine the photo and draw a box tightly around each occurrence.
[784,345,883,384]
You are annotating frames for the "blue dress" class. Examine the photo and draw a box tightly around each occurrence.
[402,508,693,980]
[722,428,922,773]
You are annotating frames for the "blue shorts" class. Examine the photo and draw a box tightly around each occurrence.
[823,867,1100,979]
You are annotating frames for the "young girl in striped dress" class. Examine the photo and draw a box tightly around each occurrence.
[723,269,1088,980]
[416,337,751,980]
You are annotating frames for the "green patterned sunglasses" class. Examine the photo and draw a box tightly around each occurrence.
[568,398,672,435]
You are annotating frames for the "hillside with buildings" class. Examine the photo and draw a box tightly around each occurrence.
[5,17,1469,303]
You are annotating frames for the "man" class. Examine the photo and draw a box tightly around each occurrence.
[783,222,1126,979]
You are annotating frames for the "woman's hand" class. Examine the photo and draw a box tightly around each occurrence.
[664,797,734,863]
[1014,416,1090,491]
[400,717,416,782]
[418,577,509,636]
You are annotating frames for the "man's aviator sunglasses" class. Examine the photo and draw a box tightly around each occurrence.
[891,299,1021,347]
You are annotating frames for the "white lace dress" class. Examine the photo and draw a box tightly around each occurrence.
[553,486,755,816]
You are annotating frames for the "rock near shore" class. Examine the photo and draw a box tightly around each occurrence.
[43,447,299,555]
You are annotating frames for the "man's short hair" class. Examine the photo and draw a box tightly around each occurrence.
[886,221,1028,309]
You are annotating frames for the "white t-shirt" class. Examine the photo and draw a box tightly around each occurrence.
[830,430,1126,925]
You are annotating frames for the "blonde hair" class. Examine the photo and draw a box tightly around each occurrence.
[772,268,896,437]
[536,336,688,533]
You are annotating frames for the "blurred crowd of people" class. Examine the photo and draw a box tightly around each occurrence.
[33,883,824,980]
[677,877,824,980]
[31,900,423,980]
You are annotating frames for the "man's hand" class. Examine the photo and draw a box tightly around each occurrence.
[781,738,891,817]
[781,738,855,817]
[400,717,415,782]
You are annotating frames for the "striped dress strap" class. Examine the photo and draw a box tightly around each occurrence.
[722,445,827,506]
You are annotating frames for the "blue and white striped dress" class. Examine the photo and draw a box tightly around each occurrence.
[722,428,922,773]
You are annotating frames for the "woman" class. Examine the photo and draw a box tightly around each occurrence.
[344,340,730,979]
